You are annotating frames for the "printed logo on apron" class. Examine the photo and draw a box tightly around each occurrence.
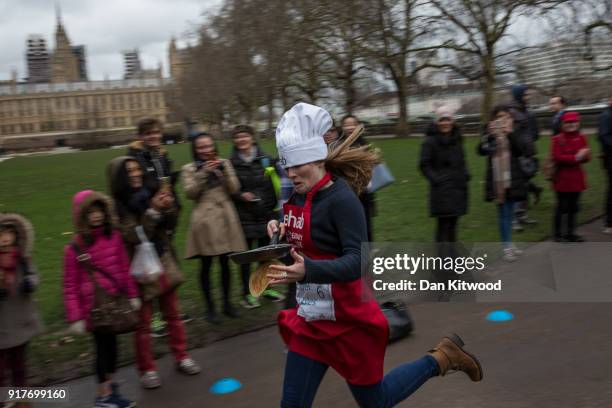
[284,173,335,321]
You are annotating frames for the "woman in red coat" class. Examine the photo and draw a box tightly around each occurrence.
[551,111,591,242]
[267,103,483,408]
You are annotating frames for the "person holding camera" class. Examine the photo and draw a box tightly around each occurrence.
[182,133,247,324]
[479,104,529,262]
[108,158,200,391]
[229,125,285,308]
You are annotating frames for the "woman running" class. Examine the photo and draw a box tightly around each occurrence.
[267,103,483,408]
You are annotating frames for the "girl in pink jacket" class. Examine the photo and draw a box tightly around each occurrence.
[62,190,139,408]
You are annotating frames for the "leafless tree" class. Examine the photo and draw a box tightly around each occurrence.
[362,0,434,136]
[427,0,564,121]
[553,0,612,71]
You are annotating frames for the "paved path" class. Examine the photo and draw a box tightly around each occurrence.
[44,219,612,408]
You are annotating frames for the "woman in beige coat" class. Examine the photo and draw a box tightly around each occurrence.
[183,133,247,324]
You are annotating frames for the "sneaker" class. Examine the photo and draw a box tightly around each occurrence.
[263,289,286,302]
[110,382,120,396]
[176,358,201,375]
[519,217,538,225]
[180,313,194,324]
[603,227,612,235]
[533,187,543,205]
[509,245,523,256]
[140,371,161,389]
[240,294,261,309]
[502,248,517,262]
[111,393,136,408]
[554,235,567,242]
[150,314,168,338]
[94,394,136,407]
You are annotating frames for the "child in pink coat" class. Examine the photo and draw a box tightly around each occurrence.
[63,190,140,408]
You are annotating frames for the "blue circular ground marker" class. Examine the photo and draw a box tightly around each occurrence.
[210,377,242,394]
[486,310,514,322]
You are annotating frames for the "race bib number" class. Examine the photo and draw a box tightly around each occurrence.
[296,283,335,321]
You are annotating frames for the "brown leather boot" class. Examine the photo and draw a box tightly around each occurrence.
[428,333,483,381]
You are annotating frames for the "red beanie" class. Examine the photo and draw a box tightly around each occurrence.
[562,111,580,122]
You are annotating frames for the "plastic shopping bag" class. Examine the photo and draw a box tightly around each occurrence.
[129,226,162,283]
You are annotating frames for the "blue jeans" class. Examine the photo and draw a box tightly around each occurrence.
[281,351,439,408]
[497,201,515,247]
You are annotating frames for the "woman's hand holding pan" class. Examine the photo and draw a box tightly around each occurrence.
[267,220,286,240]
[267,248,305,284]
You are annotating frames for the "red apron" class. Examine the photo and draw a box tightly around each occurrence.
[278,172,389,385]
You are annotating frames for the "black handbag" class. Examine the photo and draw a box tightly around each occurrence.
[518,156,539,178]
[381,301,414,343]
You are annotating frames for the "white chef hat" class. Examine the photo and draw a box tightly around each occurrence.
[275,102,332,168]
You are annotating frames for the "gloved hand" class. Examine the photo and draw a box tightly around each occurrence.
[68,320,86,334]
[129,298,142,311]
[0,288,8,301]
[21,275,37,294]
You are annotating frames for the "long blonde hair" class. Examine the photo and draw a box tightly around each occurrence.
[325,125,379,195]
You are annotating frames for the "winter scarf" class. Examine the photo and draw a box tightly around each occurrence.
[238,146,257,164]
[492,134,511,203]
[0,247,19,294]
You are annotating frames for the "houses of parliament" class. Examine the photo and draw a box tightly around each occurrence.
[0,8,190,144]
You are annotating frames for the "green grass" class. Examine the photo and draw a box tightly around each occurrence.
[0,135,607,382]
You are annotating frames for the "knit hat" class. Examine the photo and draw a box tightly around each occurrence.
[561,111,580,122]
[435,106,455,121]
[275,103,332,167]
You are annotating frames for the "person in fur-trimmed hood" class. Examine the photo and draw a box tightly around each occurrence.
[0,213,43,401]
[62,190,139,407]
[108,156,201,390]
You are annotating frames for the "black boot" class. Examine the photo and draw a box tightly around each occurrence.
[566,234,585,242]
[533,185,543,205]
[205,306,221,325]
[223,303,239,318]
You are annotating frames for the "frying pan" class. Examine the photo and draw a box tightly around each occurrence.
[229,230,292,264]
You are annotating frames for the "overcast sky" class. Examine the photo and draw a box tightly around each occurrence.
[0,0,222,81]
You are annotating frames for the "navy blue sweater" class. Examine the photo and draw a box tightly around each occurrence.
[286,177,367,284]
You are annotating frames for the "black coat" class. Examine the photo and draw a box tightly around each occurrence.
[508,102,539,155]
[230,146,278,239]
[478,131,529,203]
[419,124,470,217]
[126,141,179,195]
